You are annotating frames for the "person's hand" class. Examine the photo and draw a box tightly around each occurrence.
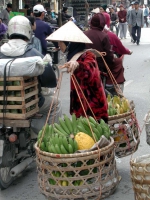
[59,61,79,74]
[129,50,133,55]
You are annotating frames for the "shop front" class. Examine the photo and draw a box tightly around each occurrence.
[66,0,110,20]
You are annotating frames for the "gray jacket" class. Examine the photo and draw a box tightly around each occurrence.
[0,9,10,25]
[127,9,132,23]
[129,9,144,27]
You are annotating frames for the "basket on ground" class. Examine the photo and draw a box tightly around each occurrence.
[130,154,150,200]
[0,76,39,119]
[35,137,119,200]
[108,101,140,158]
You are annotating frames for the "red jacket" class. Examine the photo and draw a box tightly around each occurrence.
[118,10,127,23]
[106,30,130,55]
[70,51,108,122]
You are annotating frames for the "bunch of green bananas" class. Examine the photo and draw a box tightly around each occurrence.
[46,134,78,154]
[38,124,54,147]
[76,116,110,141]
[53,114,77,137]
[38,115,111,153]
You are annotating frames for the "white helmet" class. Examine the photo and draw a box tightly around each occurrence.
[8,16,32,40]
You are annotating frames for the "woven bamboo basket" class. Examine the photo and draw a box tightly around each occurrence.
[130,154,150,200]
[108,101,140,158]
[35,137,120,200]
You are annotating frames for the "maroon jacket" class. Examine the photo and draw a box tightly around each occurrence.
[70,51,108,122]
[84,29,114,72]
[118,10,127,23]
[106,30,130,55]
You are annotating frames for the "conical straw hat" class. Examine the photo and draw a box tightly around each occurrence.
[91,8,100,13]
[46,21,92,44]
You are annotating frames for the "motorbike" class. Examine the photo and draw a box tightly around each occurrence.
[0,113,42,189]
[0,40,60,190]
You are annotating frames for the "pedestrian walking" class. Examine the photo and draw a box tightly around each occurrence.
[143,5,149,27]
[118,4,127,39]
[27,16,42,53]
[109,6,119,36]
[0,3,12,26]
[127,2,135,42]
[99,5,111,28]
[129,1,144,45]
[33,4,53,55]
[84,13,114,73]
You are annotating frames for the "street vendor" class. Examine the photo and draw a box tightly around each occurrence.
[46,21,108,123]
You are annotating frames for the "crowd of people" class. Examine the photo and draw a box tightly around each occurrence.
[0,1,148,131]
[90,2,148,45]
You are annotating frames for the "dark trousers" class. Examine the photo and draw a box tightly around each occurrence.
[132,25,141,43]
[110,22,119,36]
[144,16,149,27]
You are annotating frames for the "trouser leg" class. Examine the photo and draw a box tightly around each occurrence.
[144,16,148,27]
[146,17,148,27]
[110,23,114,32]
[136,26,141,43]
[116,24,119,36]
[132,25,137,42]
[123,23,127,38]
[31,94,62,134]
[129,25,133,39]
[105,83,124,96]
[119,23,123,38]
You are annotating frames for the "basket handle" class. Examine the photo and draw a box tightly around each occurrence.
[71,74,102,198]
[99,50,124,96]
[38,71,64,147]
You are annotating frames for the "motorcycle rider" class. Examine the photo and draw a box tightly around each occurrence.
[0,16,62,134]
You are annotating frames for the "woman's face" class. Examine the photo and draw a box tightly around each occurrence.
[58,41,67,53]
[100,7,104,13]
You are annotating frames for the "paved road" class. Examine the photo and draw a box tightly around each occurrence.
[1,28,150,200]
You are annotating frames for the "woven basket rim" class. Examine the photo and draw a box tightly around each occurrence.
[130,154,150,166]
[35,137,114,158]
[108,109,134,121]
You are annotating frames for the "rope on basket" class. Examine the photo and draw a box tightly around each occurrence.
[37,71,64,194]
[71,74,102,198]
[94,50,143,156]
[96,51,123,96]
